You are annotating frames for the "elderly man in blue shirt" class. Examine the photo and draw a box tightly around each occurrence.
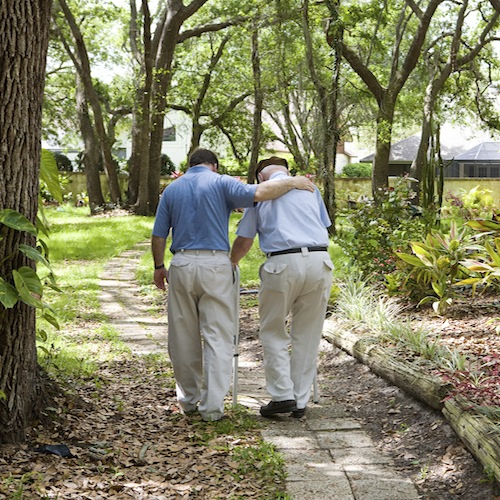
[152,149,314,422]
[231,156,333,418]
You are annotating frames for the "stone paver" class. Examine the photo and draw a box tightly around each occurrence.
[101,243,422,500]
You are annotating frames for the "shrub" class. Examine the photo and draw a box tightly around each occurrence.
[54,152,73,172]
[389,221,481,313]
[335,178,427,282]
[160,154,176,176]
[342,162,372,178]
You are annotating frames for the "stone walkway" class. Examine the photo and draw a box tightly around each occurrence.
[99,243,421,500]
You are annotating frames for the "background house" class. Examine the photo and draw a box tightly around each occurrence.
[359,124,500,178]
[446,142,500,178]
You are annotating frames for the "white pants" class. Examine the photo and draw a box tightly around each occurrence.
[167,250,238,421]
[259,251,333,409]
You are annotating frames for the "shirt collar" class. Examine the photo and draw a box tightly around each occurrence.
[269,171,288,180]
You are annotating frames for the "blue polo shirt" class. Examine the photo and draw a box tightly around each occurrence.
[153,166,257,253]
[236,172,331,253]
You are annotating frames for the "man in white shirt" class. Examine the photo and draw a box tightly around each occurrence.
[230,157,333,418]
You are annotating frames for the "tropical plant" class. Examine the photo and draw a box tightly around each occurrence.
[394,221,481,313]
[455,217,500,293]
[442,186,496,221]
[0,150,62,327]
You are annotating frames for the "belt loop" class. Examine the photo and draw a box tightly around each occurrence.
[212,250,216,255]
[180,249,185,254]
[301,247,309,256]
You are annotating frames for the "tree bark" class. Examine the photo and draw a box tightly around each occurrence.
[75,73,105,212]
[443,396,500,483]
[0,0,52,443]
[303,0,337,227]
[247,26,263,184]
[56,0,122,205]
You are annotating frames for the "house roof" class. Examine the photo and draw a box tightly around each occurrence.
[360,134,477,163]
[454,142,500,161]
[360,125,499,163]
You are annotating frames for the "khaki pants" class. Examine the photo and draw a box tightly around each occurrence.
[167,250,238,421]
[259,251,333,409]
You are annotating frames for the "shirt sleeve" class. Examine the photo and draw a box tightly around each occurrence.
[236,207,258,239]
[152,191,171,238]
[316,189,332,228]
[222,175,258,209]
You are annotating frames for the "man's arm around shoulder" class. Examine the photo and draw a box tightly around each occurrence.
[253,176,314,202]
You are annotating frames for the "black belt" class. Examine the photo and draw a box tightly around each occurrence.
[266,246,328,257]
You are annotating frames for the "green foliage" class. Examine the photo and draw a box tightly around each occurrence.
[442,186,496,221]
[336,179,427,282]
[218,158,249,177]
[391,221,481,314]
[54,152,73,172]
[342,163,371,178]
[160,154,176,176]
[333,276,467,366]
[458,218,500,291]
[0,151,62,328]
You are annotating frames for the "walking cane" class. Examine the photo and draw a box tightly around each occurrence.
[313,371,319,404]
[232,266,241,407]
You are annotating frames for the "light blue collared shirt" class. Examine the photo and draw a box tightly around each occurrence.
[153,166,257,253]
[236,172,331,253]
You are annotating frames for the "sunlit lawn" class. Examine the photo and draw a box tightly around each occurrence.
[38,205,155,377]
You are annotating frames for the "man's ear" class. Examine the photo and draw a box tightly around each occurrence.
[257,172,263,183]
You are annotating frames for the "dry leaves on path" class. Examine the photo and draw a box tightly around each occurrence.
[0,356,283,499]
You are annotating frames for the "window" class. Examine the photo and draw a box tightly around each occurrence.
[162,126,176,142]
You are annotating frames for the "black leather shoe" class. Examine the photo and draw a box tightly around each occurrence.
[260,400,297,417]
[291,407,306,418]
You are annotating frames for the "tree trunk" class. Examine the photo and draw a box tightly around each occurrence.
[0,0,52,443]
[248,26,263,184]
[131,0,209,216]
[147,11,185,215]
[57,0,122,205]
[75,73,105,213]
[134,0,153,216]
[371,95,395,198]
[303,0,337,227]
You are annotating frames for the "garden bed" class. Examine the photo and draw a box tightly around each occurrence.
[323,291,500,487]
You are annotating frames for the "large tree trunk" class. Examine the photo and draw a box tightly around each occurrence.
[0,0,52,443]
[75,73,105,213]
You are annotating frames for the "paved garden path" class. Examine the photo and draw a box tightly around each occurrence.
[99,242,421,499]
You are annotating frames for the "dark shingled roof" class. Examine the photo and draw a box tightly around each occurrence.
[454,142,500,161]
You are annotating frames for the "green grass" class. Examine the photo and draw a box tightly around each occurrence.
[44,205,154,261]
[36,205,155,378]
